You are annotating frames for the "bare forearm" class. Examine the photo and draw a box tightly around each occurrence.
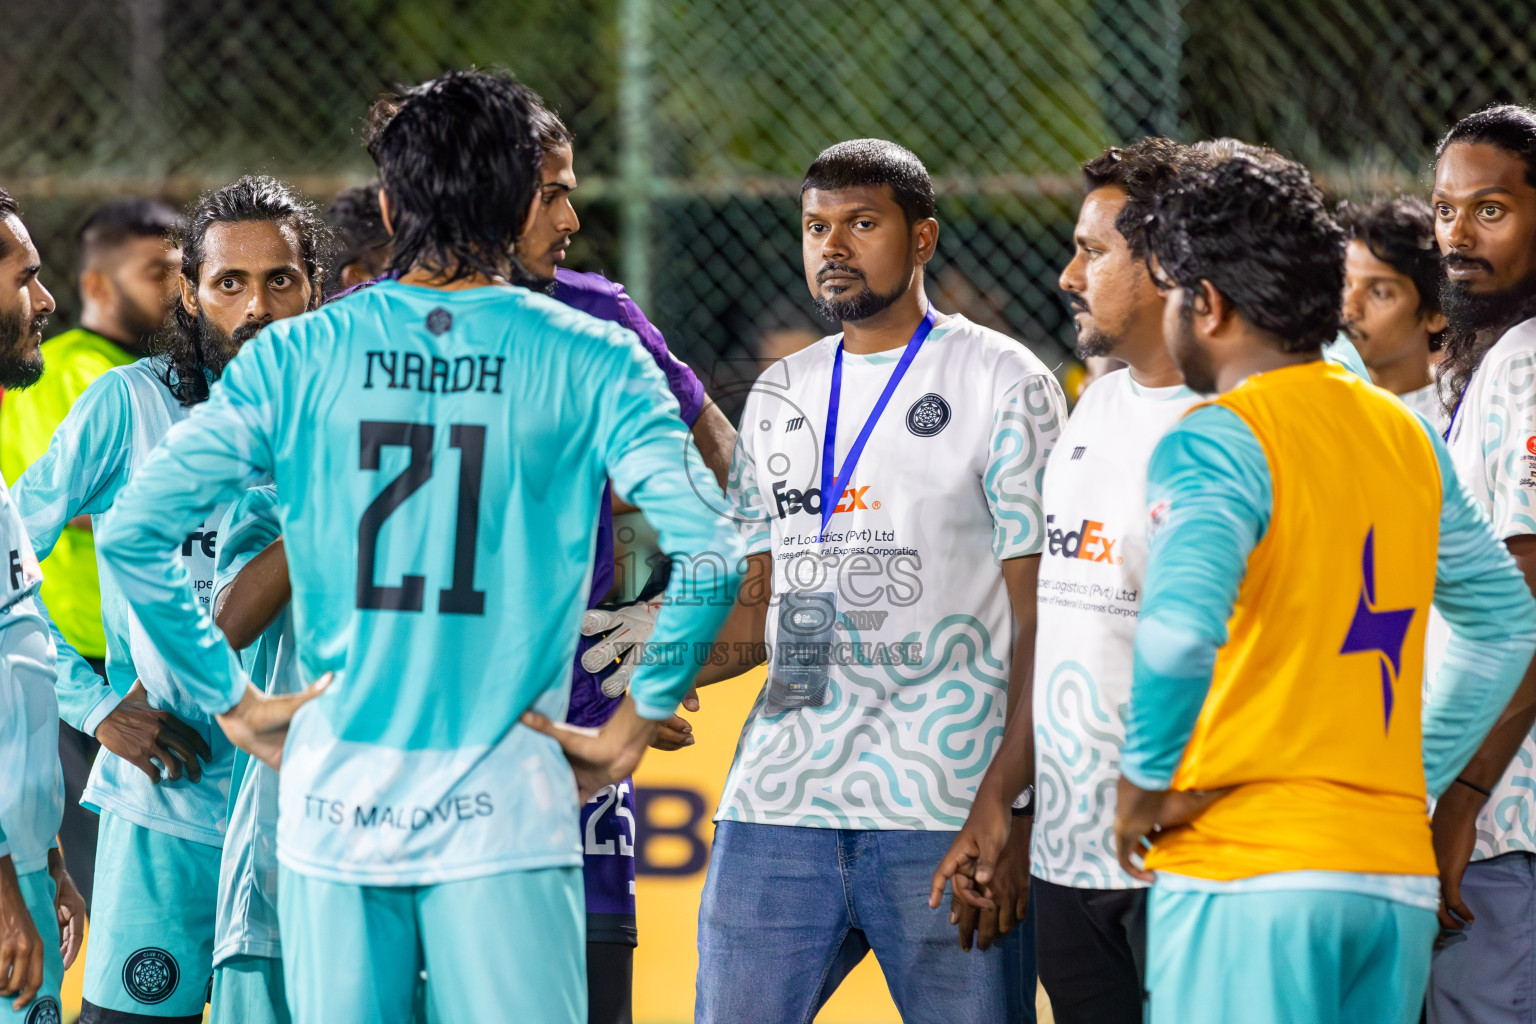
[983,555,1040,807]
[977,709,1035,815]
[691,398,737,492]
[694,551,772,686]
[1457,537,1536,790]
[214,538,291,651]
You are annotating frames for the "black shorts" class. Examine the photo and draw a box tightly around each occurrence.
[1033,877,1146,1024]
[586,940,633,1024]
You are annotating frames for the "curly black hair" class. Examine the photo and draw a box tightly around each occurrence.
[1083,137,1205,258]
[1146,153,1345,353]
[1434,105,1536,410]
[162,175,330,406]
[1335,196,1442,323]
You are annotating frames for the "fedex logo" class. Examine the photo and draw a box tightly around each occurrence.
[1045,515,1121,564]
[771,479,881,519]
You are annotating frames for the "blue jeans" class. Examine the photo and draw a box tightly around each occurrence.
[695,821,1036,1024]
[1428,852,1536,1024]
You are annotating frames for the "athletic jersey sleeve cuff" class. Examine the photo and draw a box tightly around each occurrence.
[1118,760,1173,792]
[632,696,679,722]
[79,688,122,738]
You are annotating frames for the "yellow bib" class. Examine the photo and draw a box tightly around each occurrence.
[1146,361,1442,880]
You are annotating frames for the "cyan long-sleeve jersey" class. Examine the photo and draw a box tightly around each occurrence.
[1123,403,1536,799]
[0,477,63,876]
[12,356,235,845]
[97,280,744,885]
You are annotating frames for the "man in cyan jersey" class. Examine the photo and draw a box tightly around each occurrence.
[1189,138,1376,384]
[1338,197,1448,431]
[14,176,329,1024]
[1114,154,1536,1024]
[204,95,736,1024]
[97,70,740,1024]
[204,486,302,1024]
[0,198,185,908]
[0,182,88,1024]
[931,137,1203,1024]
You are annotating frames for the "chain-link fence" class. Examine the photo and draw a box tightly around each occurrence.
[3,0,1535,416]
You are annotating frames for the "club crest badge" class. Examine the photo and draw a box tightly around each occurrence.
[905,393,951,437]
[426,308,453,335]
[25,997,61,1024]
[123,947,179,1004]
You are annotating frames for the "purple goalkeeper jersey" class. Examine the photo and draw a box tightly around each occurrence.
[555,268,704,729]
[553,268,703,940]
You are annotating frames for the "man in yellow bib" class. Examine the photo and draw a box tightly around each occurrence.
[1113,153,1536,1024]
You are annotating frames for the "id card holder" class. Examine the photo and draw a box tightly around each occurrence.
[766,591,837,714]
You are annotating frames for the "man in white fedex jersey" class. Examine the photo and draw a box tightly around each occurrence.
[692,139,1064,1024]
[0,183,89,1024]
[931,138,1202,1024]
[96,70,741,1024]
[1424,105,1536,1024]
[14,176,329,1024]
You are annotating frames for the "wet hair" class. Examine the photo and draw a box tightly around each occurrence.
[1146,153,1345,353]
[800,139,936,225]
[75,199,183,277]
[367,68,544,284]
[162,175,330,406]
[323,182,390,295]
[1082,137,1203,258]
[1437,104,1536,188]
[0,186,19,261]
[1335,197,1442,321]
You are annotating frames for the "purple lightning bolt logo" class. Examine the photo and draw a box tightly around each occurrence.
[1339,527,1415,732]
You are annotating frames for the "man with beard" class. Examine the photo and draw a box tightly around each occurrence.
[692,139,1062,1023]
[931,137,1202,1024]
[1338,197,1448,431]
[1425,104,1536,1024]
[1112,153,1536,1024]
[0,198,183,910]
[12,175,329,1023]
[0,183,91,1024]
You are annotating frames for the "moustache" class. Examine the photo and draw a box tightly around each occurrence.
[1068,297,1090,315]
[28,314,47,338]
[1443,253,1493,274]
[816,262,865,285]
[231,318,271,345]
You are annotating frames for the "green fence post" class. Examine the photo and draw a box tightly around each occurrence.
[618,0,652,309]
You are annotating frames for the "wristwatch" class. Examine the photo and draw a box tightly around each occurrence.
[1010,784,1035,818]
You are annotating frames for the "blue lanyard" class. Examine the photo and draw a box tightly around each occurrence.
[1444,388,1464,442]
[818,306,937,540]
